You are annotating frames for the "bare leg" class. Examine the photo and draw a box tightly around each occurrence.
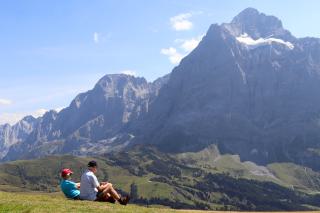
[99,183,129,205]
[102,183,121,201]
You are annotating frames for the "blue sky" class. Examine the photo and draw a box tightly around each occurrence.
[1,0,319,124]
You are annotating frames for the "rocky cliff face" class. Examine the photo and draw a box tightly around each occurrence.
[0,116,37,158]
[3,74,169,161]
[130,8,320,170]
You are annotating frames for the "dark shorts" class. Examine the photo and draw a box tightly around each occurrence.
[95,191,116,203]
[96,191,103,199]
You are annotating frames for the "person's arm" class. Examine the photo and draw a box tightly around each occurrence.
[97,184,107,191]
[91,175,106,192]
[70,181,80,190]
[100,181,109,185]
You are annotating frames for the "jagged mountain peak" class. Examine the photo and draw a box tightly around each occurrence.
[96,74,147,86]
[93,74,149,98]
[194,8,297,56]
[232,7,282,27]
[21,115,37,123]
[230,8,284,39]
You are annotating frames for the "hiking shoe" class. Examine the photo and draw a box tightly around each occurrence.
[118,195,130,205]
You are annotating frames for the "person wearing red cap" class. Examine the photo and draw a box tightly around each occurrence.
[60,168,81,200]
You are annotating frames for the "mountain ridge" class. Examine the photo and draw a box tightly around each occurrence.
[2,73,170,161]
[2,8,320,174]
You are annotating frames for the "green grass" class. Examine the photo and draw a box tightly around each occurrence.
[0,191,177,213]
[0,191,319,213]
[268,163,320,193]
[0,191,239,213]
[175,145,320,192]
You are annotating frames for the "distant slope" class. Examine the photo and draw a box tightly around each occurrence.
[176,145,320,193]
[268,163,320,193]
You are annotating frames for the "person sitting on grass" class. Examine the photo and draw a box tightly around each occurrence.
[80,160,130,205]
[60,168,81,200]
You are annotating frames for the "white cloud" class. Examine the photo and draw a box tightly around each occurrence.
[161,47,184,65]
[176,35,204,52]
[120,70,137,77]
[170,13,193,31]
[0,108,48,125]
[162,12,203,63]
[161,35,203,64]
[93,32,100,43]
[0,98,12,106]
[181,39,199,52]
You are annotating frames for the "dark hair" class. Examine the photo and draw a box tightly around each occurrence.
[88,160,97,168]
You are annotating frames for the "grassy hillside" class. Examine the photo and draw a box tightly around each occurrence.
[0,191,174,213]
[175,145,320,192]
[268,163,320,193]
[0,191,319,213]
[0,146,320,211]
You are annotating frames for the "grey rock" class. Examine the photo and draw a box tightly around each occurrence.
[0,116,37,158]
[130,8,320,171]
[3,74,169,161]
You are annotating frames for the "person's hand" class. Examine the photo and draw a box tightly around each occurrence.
[76,183,81,188]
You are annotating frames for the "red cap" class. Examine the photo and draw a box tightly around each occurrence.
[61,168,73,177]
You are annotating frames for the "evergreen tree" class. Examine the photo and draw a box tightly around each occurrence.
[130,182,138,199]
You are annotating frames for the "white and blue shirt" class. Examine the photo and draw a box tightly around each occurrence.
[79,169,100,201]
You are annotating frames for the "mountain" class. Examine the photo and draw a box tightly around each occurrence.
[228,8,294,41]
[3,7,320,174]
[129,8,320,171]
[0,116,37,158]
[3,74,169,161]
